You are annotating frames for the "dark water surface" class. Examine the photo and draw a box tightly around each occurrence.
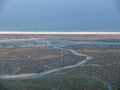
[0,0,120,32]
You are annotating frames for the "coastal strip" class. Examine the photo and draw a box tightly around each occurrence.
[0,32,120,34]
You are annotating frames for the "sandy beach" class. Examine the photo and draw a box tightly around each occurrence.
[0,32,120,34]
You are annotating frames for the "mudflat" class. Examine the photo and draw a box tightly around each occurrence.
[0,34,120,90]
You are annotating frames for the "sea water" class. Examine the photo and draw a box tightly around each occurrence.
[0,0,120,32]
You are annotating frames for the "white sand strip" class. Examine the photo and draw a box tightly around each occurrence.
[0,32,120,34]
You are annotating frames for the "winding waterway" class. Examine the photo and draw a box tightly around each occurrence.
[0,43,92,80]
[0,40,115,90]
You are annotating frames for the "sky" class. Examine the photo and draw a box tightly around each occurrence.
[0,0,120,32]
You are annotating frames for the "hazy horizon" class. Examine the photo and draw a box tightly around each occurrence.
[0,0,120,32]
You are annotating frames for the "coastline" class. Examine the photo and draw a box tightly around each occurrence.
[0,31,120,34]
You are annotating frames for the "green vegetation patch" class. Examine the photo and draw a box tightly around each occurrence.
[0,73,107,90]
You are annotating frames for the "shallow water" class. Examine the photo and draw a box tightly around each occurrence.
[0,39,114,90]
[0,39,120,48]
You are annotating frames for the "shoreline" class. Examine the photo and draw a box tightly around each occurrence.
[0,32,120,34]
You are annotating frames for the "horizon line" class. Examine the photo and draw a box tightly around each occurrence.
[0,31,120,34]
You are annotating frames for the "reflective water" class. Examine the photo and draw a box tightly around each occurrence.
[0,0,120,31]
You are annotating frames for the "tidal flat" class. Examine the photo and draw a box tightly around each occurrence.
[0,34,120,90]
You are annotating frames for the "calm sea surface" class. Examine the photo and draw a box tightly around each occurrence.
[0,0,120,32]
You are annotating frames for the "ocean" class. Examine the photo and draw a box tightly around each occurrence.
[0,0,120,32]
